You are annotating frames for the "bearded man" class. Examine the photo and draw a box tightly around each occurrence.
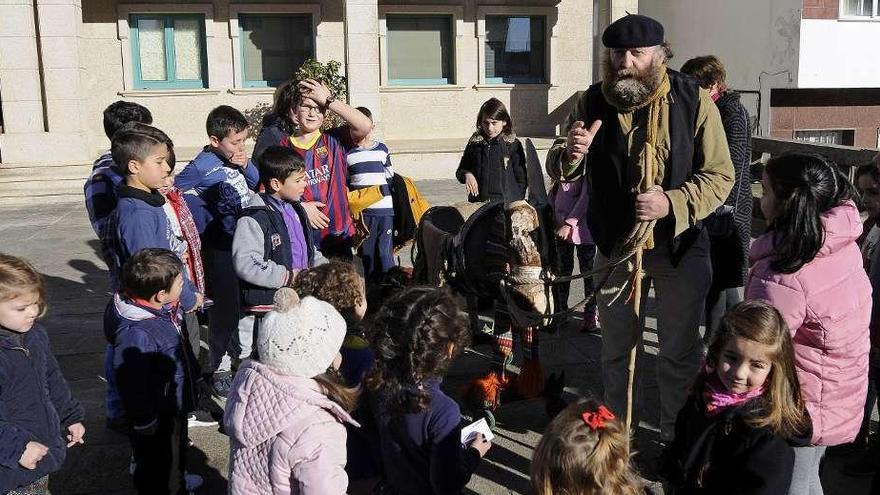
[546,14,734,440]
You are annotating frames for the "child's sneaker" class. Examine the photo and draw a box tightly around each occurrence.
[211,371,234,399]
[185,472,204,492]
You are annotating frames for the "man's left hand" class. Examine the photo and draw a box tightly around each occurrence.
[635,191,670,221]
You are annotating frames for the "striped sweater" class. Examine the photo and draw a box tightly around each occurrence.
[347,141,394,216]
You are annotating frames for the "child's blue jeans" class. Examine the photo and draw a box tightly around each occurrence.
[360,214,394,278]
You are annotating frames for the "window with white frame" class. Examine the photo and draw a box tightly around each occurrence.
[386,15,454,85]
[239,14,313,87]
[842,0,878,17]
[794,129,855,146]
[485,15,546,84]
[130,14,207,89]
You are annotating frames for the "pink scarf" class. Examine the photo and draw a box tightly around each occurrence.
[702,370,765,416]
[165,187,205,295]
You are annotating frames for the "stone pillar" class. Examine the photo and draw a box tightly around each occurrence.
[343,0,381,132]
[35,0,88,151]
[0,0,46,135]
[0,0,89,163]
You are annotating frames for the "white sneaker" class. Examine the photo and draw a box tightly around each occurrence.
[187,410,218,428]
[129,455,136,475]
[185,472,204,492]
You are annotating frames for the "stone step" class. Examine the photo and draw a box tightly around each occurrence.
[0,138,556,204]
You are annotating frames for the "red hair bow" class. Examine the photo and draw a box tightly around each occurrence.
[582,405,615,431]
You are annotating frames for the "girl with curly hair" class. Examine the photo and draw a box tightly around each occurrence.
[365,287,491,494]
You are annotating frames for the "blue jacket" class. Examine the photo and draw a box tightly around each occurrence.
[84,151,125,238]
[0,324,84,492]
[104,186,198,311]
[368,379,481,495]
[104,294,198,430]
[174,146,259,250]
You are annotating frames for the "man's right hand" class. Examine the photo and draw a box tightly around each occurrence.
[301,201,330,230]
[566,120,603,163]
[19,441,48,470]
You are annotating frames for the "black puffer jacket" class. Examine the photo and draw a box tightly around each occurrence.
[663,391,811,495]
[0,325,84,492]
[455,132,527,203]
[707,92,752,288]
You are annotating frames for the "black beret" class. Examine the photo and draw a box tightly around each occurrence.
[602,14,664,49]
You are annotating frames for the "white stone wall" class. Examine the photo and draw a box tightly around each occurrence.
[0,0,91,163]
[77,0,347,157]
[1,0,601,166]
[377,0,594,143]
[638,0,802,136]
[798,18,880,89]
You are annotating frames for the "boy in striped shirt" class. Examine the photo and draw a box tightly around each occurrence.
[346,107,395,279]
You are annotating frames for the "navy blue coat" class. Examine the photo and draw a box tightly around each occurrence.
[104,186,199,311]
[104,295,198,429]
[0,324,84,492]
[174,147,260,250]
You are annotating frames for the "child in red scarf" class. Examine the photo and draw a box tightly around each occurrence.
[160,173,205,359]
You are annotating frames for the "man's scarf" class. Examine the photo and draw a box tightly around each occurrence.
[602,68,671,250]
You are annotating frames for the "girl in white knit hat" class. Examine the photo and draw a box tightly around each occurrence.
[223,287,358,494]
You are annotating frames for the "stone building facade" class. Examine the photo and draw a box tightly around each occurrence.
[0,0,637,167]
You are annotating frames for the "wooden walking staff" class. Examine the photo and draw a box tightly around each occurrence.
[618,79,668,431]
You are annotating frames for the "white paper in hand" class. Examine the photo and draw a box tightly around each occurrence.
[460,417,494,447]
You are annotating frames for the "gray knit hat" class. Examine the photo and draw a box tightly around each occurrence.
[257,287,346,378]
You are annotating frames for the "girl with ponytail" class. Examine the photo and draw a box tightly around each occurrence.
[531,399,650,495]
[364,287,490,494]
[663,301,811,495]
[746,153,871,494]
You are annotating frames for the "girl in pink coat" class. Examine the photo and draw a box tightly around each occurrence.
[224,288,359,495]
[746,153,871,495]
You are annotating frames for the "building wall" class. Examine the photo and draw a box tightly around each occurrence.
[78,0,348,157]
[802,0,837,19]
[0,0,598,165]
[638,0,803,135]
[798,18,880,88]
[0,0,92,164]
[377,0,593,142]
[770,88,880,148]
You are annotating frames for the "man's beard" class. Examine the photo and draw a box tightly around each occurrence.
[602,55,665,109]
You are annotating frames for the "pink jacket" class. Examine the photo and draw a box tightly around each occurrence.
[224,360,358,494]
[548,176,593,245]
[746,201,871,446]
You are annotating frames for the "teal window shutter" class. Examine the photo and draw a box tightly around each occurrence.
[130,14,207,90]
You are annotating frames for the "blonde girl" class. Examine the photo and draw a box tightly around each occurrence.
[531,398,646,495]
[0,253,85,494]
[663,300,812,495]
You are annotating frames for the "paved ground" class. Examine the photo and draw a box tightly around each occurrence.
[0,178,873,494]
